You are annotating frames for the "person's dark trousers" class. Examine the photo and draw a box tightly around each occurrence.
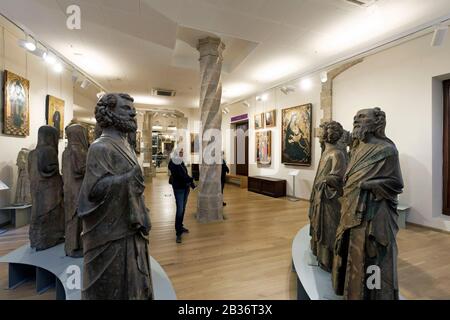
[173,187,190,236]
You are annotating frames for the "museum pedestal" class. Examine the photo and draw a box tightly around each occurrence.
[292,224,405,300]
[0,243,177,300]
[291,224,342,300]
[0,205,31,228]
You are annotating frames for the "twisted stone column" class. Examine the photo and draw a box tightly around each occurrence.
[196,37,225,223]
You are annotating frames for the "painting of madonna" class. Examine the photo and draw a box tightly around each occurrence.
[281,104,312,166]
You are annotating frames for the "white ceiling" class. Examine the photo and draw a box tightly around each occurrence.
[1,0,450,114]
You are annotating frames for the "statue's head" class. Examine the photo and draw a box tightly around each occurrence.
[319,121,344,145]
[66,123,89,149]
[37,125,59,151]
[352,107,387,142]
[95,93,137,133]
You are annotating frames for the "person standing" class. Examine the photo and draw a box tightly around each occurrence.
[221,152,229,206]
[168,148,196,243]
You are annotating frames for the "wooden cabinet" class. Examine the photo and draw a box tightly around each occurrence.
[248,176,286,198]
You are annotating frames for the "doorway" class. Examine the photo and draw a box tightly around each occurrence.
[443,80,450,215]
[235,121,249,176]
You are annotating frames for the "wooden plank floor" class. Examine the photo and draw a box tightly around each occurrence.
[0,173,449,300]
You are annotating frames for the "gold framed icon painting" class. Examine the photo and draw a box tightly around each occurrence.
[46,95,65,139]
[256,130,272,165]
[2,70,30,137]
[281,103,312,166]
[264,109,276,128]
[254,113,264,129]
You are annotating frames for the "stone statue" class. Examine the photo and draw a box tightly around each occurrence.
[14,148,31,205]
[78,93,153,300]
[62,124,89,257]
[28,126,65,251]
[127,130,137,154]
[332,107,403,300]
[309,121,346,272]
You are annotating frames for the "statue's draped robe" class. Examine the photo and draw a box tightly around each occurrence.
[78,133,153,300]
[15,148,31,205]
[309,145,346,271]
[332,139,403,300]
[62,125,89,257]
[28,126,65,251]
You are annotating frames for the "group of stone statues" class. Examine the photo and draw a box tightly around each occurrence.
[25,93,153,300]
[309,107,404,300]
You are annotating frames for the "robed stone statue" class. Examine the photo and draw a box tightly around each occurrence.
[14,148,32,205]
[28,126,65,250]
[78,93,153,300]
[309,121,347,272]
[332,107,403,300]
[62,124,89,257]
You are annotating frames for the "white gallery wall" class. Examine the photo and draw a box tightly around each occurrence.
[334,32,450,232]
[223,31,450,232]
[0,16,74,209]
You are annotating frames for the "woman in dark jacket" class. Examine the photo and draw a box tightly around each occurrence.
[168,148,195,243]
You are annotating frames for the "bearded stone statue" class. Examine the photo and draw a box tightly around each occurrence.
[309,121,347,272]
[28,126,65,250]
[78,93,153,300]
[332,107,403,300]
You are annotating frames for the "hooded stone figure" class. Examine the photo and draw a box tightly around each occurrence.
[78,93,152,300]
[332,107,403,300]
[28,125,65,251]
[14,148,32,205]
[309,121,347,272]
[62,124,89,257]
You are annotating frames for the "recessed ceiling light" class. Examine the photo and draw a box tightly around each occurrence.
[253,58,301,83]
[53,63,63,73]
[134,95,169,106]
[300,78,313,90]
[222,83,254,99]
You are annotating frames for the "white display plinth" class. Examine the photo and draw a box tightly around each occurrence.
[0,243,176,300]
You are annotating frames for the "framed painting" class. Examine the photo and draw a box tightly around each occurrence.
[190,133,200,154]
[281,103,312,166]
[254,113,264,129]
[256,130,272,165]
[46,95,65,139]
[264,109,276,128]
[2,70,30,137]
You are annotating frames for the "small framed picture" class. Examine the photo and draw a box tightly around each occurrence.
[264,109,276,128]
[254,113,264,129]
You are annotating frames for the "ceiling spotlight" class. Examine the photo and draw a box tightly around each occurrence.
[431,24,448,47]
[53,63,63,73]
[280,85,296,95]
[242,101,250,108]
[43,51,56,65]
[80,79,90,89]
[320,71,328,83]
[25,41,36,52]
[256,94,269,102]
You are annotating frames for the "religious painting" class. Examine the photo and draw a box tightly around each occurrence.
[281,104,312,166]
[2,70,30,136]
[190,133,200,154]
[264,109,276,128]
[254,113,264,129]
[46,95,65,139]
[256,130,271,165]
